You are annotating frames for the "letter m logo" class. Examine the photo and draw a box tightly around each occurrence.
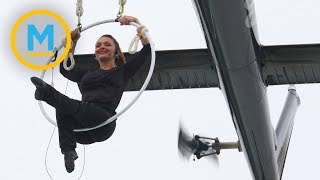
[27,24,54,51]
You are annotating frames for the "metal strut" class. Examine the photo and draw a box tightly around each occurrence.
[191,135,241,159]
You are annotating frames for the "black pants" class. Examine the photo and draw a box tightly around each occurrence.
[44,88,116,154]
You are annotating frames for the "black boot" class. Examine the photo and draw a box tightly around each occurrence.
[31,76,80,113]
[64,150,78,173]
[30,76,48,89]
[30,77,52,101]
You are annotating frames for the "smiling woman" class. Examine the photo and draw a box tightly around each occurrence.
[30,15,152,173]
[94,34,127,69]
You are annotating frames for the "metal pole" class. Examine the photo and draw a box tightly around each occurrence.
[275,85,301,157]
[218,142,241,151]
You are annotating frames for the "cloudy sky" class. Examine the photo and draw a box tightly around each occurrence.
[1,0,320,179]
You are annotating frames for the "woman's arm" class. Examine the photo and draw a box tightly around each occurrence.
[119,16,149,45]
[69,28,80,55]
[60,28,87,82]
[124,43,151,80]
[119,16,151,80]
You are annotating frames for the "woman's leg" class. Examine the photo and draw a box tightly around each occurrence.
[31,76,115,146]
[56,103,114,152]
[32,77,116,172]
[56,112,78,154]
[54,101,115,173]
[55,103,115,173]
[31,76,84,114]
[56,111,79,173]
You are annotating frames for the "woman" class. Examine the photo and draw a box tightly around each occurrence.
[30,16,150,173]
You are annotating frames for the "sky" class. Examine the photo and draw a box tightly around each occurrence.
[1,0,320,179]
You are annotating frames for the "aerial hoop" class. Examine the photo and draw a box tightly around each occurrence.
[38,19,156,132]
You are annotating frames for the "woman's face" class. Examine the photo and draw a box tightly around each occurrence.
[95,36,116,62]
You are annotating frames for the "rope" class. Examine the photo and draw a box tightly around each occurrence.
[78,145,86,180]
[62,33,76,71]
[65,0,128,70]
[128,25,148,54]
[50,69,54,87]
[45,126,55,180]
[128,35,139,54]
[61,0,84,71]
[44,80,86,179]
[44,128,86,179]
[63,52,75,71]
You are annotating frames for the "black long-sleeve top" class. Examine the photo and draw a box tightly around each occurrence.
[60,44,151,113]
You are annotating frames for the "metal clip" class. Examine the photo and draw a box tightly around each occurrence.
[51,48,58,62]
[116,0,125,19]
[77,23,82,32]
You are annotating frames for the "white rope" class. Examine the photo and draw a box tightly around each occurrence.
[44,127,86,179]
[37,39,65,126]
[61,37,75,71]
[45,127,55,180]
[38,19,156,133]
[128,35,140,54]
[76,0,84,17]
[62,37,71,48]
[63,52,75,71]
[44,80,87,179]
[128,24,148,54]
[137,25,148,38]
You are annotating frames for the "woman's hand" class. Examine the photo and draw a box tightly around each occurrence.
[71,28,81,42]
[119,15,141,25]
[69,28,81,54]
[119,15,149,45]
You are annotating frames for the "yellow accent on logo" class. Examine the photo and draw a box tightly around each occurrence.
[27,52,55,57]
[10,9,71,70]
